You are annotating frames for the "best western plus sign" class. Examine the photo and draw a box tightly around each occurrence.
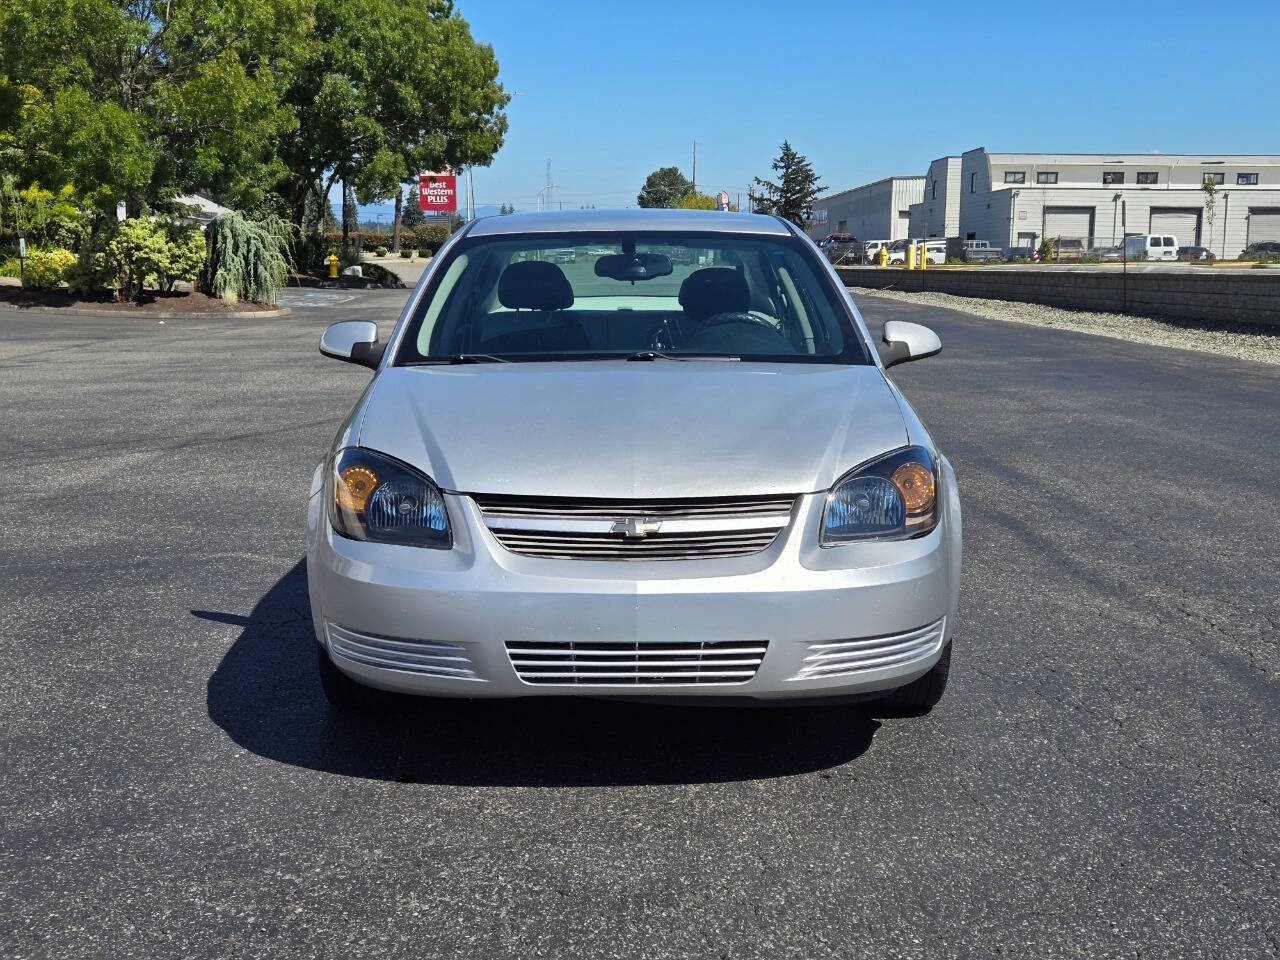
[419,172,457,213]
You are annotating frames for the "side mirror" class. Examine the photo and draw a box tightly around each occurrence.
[320,321,385,369]
[879,320,942,368]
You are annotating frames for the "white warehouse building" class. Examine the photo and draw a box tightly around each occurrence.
[911,148,1280,258]
[908,156,962,240]
[808,176,923,243]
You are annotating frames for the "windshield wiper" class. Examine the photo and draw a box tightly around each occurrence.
[406,353,512,365]
[625,351,740,362]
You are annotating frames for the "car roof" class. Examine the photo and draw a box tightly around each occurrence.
[465,208,794,238]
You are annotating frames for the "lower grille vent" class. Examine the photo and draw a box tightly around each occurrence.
[793,619,946,680]
[506,639,768,685]
[327,623,476,679]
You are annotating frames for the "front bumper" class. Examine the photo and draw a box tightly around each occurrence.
[305,462,962,700]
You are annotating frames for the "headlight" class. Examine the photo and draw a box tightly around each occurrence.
[821,446,938,545]
[328,447,451,548]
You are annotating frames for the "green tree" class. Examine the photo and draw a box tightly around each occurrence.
[499,203,515,215]
[637,167,693,208]
[277,0,508,251]
[1201,178,1218,255]
[401,194,425,231]
[0,0,311,216]
[674,192,716,210]
[202,210,292,303]
[752,141,823,227]
[303,186,340,234]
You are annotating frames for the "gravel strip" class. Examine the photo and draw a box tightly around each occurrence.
[849,286,1280,366]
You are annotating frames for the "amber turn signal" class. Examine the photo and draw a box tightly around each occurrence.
[890,462,935,514]
[337,465,379,513]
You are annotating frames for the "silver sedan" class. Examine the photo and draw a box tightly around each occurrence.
[307,209,961,712]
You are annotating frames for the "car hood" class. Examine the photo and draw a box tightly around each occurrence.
[356,362,907,498]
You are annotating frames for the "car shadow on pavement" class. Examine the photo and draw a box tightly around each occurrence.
[204,560,881,787]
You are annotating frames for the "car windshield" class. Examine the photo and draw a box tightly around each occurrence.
[395,230,869,364]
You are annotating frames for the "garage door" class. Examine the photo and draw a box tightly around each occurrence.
[1043,206,1094,241]
[1150,208,1201,246]
[1247,208,1280,245]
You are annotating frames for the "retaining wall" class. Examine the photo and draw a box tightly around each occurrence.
[836,267,1280,327]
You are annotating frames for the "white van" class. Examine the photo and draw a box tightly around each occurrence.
[888,239,945,265]
[1123,234,1178,261]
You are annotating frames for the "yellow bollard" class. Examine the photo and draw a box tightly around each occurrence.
[919,242,928,271]
[327,253,340,279]
[906,242,917,270]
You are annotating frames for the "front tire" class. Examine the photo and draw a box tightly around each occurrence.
[875,642,951,715]
[316,643,387,711]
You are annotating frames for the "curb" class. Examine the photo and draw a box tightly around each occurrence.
[0,304,292,319]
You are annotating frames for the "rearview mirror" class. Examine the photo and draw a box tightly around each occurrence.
[594,252,673,281]
[879,320,941,368]
[320,320,384,369]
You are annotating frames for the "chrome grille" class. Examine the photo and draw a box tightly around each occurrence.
[473,494,796,518]
[792,619,946,680]
[327,623,477,679]
[473,493,796,561]
[506,639,768,685]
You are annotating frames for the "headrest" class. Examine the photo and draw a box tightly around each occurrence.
[678,268,749,321]
[498,261,574,311]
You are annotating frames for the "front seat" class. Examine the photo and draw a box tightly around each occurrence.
[677,267,751,323]
[485,260,587,353]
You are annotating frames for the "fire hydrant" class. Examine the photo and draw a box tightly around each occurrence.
[877,246,888,267]
[326,252,340,279]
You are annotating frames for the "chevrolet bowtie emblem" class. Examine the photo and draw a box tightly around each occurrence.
[610,517,663,539]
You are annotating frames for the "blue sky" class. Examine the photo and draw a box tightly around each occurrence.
[364,0,1278,218]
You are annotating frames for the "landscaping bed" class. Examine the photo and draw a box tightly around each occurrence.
[292,262,405,288]
[0,287,276,314]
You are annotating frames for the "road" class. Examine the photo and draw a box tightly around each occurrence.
[1,291,1277,959]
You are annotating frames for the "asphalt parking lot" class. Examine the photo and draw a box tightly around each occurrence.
[2,290,1277,959]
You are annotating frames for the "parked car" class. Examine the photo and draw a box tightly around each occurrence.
[1046,238,1088,261]
[1003,246,1040,262]
[1177,246,1215,261]
[888,239,945,265]
[820,233,861,262]
[1123,234,1178,261]
[310,209,961,713]
[862,240,890,263]
[1240,241,1280,261]
[820,232,855,249]
[1094,246,1124,262]
[551,247,576,263]
[960,240,1002,262]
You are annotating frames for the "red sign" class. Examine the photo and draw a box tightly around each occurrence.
[419,172,457,213]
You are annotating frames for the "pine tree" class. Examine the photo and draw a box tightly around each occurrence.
[752,141,824,227]
[400,191,425,231]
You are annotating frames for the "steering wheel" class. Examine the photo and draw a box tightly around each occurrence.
[648,316,682,350]
[697,311,781,333]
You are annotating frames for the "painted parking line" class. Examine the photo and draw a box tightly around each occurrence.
[275,290,357,308]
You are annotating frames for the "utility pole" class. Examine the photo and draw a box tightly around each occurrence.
[465,162,474,221]
[691,140,697,196]
[545,158,554,212]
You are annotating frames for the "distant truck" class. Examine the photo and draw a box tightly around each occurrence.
[862,240,890,263]
[957,239,1002,262]
[819,233,860,262]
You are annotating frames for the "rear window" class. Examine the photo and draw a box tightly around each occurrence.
[395,231,870,365]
